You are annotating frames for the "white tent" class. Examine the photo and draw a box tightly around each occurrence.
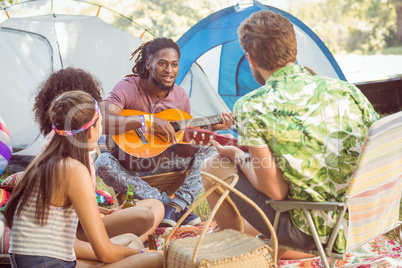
[0,0,153,156]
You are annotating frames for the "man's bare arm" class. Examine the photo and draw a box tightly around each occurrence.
[101,101,141,135]
[245,146,288,200]
[101,101,178,141]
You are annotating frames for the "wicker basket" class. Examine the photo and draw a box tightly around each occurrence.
[163,172,278,268]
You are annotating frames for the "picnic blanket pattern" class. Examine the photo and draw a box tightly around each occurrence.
[278,235,402,267]
[152,223,401,268]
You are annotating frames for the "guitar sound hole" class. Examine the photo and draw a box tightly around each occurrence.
[170,121,181,132]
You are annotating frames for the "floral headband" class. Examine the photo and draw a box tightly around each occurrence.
[52,98,100,136]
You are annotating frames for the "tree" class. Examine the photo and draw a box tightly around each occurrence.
[287,0,397,53]
[392,0,402,43]
[343,0,396,50]
[0,0,14,8]
[111,0,233,40]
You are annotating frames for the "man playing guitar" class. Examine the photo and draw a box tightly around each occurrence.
[96,37,233,227]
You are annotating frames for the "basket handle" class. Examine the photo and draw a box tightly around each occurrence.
[163,173,242,268]
[163,172,278,267]
[200,172,278,265]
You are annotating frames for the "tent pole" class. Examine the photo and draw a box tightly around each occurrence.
[96,6,101,16]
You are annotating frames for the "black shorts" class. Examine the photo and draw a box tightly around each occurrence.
[229,170,317,250]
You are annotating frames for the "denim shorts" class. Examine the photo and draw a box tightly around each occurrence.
[229,170,317,250]
[9,254,76,268]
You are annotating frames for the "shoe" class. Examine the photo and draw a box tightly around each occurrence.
[159,205,181,227]
[180,207,201,226]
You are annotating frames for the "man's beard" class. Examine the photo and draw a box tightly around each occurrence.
[251,68,266,85]
[152,77,175,92]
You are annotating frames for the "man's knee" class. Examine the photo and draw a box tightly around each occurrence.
[201,153,237,188]
[201,153,236,173]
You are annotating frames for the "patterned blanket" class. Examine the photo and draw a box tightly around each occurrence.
[153,223,402,268]
[279,235,402,267]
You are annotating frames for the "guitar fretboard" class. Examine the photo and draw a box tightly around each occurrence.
[175,115,222,130]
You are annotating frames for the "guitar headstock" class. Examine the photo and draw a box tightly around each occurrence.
[182,127,248,152]
[182,127,215,146]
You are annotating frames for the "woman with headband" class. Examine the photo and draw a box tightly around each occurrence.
[4,91,163,267]
[31,68,163,245]
[3,68,164,246]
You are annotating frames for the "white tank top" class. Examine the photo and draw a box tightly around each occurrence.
[9,193,78,261]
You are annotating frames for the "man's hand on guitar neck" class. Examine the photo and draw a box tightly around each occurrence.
[210,112,235,131]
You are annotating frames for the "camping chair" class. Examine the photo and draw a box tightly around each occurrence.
[267,111,402,268]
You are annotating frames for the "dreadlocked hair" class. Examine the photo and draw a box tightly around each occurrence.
[130,37,181,79]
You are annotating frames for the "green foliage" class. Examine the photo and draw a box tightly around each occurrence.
[0,0,14,8]
[112,0,233,40]
[192,189,211,222]
[382,45,402,54]
[287,0,398,54]
[95,175,111,193]
[0,172,12,182]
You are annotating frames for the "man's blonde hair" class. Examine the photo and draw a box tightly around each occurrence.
[238,11,297,71]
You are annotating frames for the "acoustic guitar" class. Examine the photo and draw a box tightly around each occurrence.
[110,109,224,171]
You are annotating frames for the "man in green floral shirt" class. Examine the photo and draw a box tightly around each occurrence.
[201,10,378,259]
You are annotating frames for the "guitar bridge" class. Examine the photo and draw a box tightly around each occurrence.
[135,128,149,144]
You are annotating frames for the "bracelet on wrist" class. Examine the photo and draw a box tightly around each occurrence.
[139,115,146,133]
[144,114,154,128]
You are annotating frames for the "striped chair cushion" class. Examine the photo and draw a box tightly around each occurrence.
[346,111,402,252]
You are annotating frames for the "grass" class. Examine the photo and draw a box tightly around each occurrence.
[0,172,11,182]
[192,189,211,222]
[348,46,402,55]
[382,46,402,55]
[95,175,111,192]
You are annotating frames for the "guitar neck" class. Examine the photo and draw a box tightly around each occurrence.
[175,115,222,130]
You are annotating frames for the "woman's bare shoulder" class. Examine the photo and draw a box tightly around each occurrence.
[62,158,91,181]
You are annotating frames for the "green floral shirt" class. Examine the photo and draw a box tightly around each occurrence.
[234,65,379,253]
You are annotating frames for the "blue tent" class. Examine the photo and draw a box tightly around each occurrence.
[176,1,346,112]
